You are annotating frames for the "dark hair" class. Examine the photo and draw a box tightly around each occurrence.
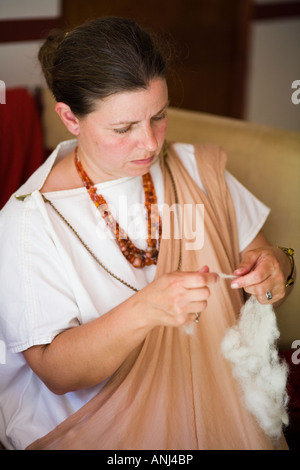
[39,17,170,116]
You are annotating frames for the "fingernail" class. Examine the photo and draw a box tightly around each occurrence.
[234,269,244,275]
[199,266,209,273]
[231,283,239,289]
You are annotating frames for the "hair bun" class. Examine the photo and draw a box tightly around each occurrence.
[38,30,66,89]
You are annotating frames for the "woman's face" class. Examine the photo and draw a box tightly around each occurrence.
[76,78,169,181]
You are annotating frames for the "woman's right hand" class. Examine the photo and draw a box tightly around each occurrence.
[23,266,219,394]
[134,265,219,329]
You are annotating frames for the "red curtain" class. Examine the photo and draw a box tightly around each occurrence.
[0,88,45,209]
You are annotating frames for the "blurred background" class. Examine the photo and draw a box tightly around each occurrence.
[0,0,299,131]
[0,0,299,207]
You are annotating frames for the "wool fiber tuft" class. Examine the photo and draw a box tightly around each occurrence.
[221,295,289,440]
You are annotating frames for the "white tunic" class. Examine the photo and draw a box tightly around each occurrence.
[0,140,270,449]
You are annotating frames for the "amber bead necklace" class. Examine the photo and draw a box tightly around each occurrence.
[74,146,162,268]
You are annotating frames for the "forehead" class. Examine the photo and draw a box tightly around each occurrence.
[88,78,168,122]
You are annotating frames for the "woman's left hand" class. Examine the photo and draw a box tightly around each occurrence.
[230,232,293,305]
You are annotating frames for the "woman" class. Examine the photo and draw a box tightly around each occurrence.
[0,17,295,450]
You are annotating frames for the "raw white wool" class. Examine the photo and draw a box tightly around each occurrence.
[221,295,289,440]
[217,273,238,279]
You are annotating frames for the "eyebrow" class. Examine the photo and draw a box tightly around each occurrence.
[109,101,170,126]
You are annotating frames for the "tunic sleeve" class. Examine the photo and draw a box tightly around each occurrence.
[0,196,80,353]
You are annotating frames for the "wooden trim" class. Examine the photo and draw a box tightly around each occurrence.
[253,2,300,20]
[0,18,61,43]
[230,0,253,119]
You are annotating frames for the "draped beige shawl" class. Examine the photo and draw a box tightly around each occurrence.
[27,143,287,450]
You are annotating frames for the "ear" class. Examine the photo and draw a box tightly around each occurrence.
[55,102,80,135]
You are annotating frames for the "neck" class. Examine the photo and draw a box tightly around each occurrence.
[76,147,119,184]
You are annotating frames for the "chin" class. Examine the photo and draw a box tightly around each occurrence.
[129,153,159,172]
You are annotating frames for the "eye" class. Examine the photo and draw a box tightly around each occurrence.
[113,126,131,134]
[151,112,167,122]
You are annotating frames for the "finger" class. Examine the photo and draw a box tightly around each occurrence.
[199,265,210,273]
[242,281,278,298]
[170,286,210,316]
[231,271,271,290]
[233,250,259,277]
[162,301,208,327]
[256,293,278,305]
[190,271,219,288]
[188,300,208,314]
[185,286,211,302]
[243,281,285,304]
[175,271,218,289]
[198,266,220,285]
[253,291,283,305]
[233,266,251,276]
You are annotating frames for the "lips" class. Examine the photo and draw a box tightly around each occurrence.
[130,155,155,165]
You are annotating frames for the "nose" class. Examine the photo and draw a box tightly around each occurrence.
[137,123,158,152]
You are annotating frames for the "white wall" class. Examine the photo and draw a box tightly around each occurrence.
[0,0,60,19]
[246,10,300,132]
[0,0,61,89]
